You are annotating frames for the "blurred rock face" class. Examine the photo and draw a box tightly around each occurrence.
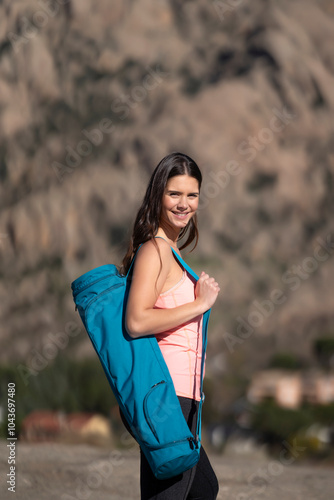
[0,0,334,367]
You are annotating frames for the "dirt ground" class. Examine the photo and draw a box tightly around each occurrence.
[1,439,334,500]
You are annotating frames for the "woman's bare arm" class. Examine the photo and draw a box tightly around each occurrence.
[125,239,206,338]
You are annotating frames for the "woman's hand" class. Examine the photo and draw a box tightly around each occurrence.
[195,271,220,312]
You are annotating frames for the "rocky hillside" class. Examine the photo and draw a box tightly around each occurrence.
[0,0,334,382]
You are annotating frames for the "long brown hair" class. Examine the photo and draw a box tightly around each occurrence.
[118,152,202,280]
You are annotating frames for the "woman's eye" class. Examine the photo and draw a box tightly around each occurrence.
[169,193,198,198]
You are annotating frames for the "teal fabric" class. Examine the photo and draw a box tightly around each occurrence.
[71,242,211,479]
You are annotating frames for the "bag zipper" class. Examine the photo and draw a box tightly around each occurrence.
[73,272,121,297]
[143,381,166,442]
[143,381,198,450]
[145,435,198,450]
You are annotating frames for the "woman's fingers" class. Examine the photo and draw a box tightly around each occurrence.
[200,273,219,287]
[198,273,220,297]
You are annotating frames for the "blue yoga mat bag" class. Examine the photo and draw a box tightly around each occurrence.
[71,243,211,479]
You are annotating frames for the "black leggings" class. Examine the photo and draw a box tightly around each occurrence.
[119,396,219,500]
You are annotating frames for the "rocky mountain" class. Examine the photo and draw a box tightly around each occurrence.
[0,0,334,389]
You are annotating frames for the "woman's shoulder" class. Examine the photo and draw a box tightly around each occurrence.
[138,237,173,259]
[135,237,174,269]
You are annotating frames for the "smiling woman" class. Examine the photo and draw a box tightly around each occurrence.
[118,152,220,499]
[163,178,200,224]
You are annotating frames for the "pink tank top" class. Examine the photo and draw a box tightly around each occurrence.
[153,266,204,402]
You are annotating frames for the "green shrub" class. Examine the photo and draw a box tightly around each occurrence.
[313,337,334,369]
[250,399,314,442]
[268,352,304,370]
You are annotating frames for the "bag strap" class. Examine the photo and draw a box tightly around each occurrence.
[154,236,208,447]
[126,236,209,447]
[125,243,143,278]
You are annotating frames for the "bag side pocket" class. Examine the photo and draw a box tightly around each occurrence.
[143,380,194,445]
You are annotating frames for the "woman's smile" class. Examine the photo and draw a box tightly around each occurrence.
[171,211,190,219]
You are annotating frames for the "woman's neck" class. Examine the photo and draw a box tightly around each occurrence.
[155,229,180,250]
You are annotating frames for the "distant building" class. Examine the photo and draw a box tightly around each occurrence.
[276,373,302,408]
[303,370,334,405]
[247,369,334,408]
[20,410,112,443]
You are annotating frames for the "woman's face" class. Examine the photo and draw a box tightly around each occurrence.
[160,175,200,232]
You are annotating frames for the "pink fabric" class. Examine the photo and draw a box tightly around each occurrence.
[153,269,204,401]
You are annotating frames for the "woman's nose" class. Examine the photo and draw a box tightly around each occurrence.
[177,197,188,209]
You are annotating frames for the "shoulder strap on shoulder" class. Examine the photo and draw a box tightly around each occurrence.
[154,236,199,281]
[128,237,199,283]
[170,248,199,281]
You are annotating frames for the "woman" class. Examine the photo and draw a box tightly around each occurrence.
[119,152,220,499]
